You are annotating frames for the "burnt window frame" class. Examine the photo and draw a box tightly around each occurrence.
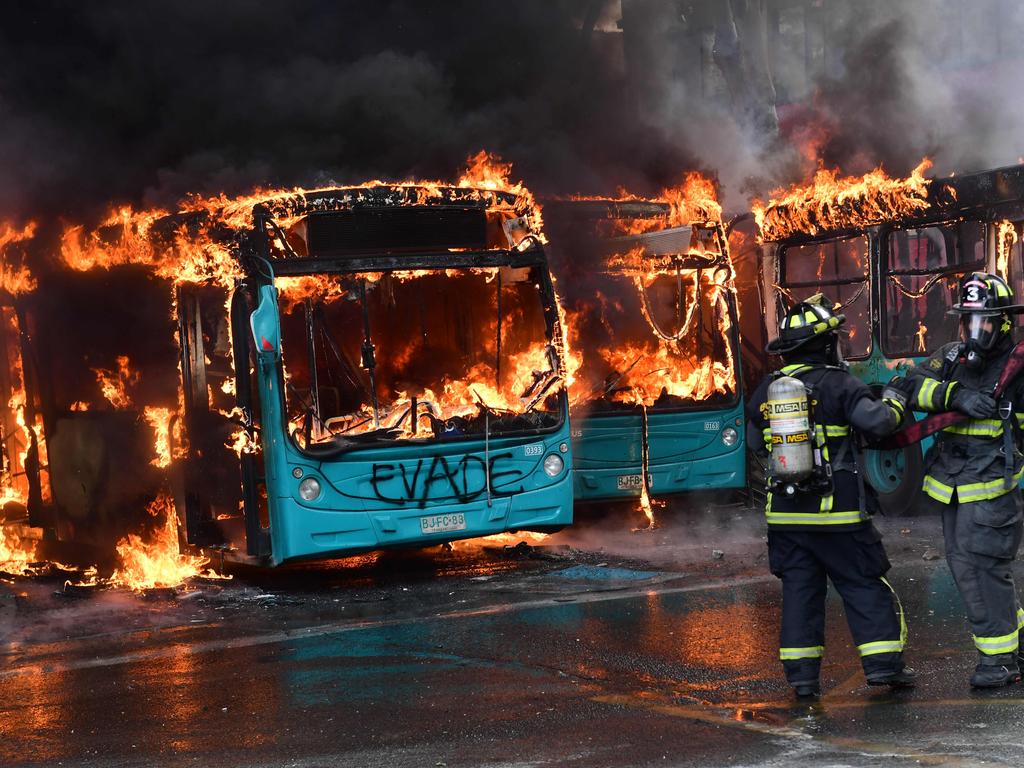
[777,233,873,361]
[880,220,986,359]
[573,225,744,417]
[251,247,571,459]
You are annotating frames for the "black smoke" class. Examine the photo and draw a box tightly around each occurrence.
[0,1,1022,224]
[0,1,704,223]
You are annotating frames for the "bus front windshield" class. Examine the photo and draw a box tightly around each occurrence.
[275,267,562,448]
[558,237,738,412]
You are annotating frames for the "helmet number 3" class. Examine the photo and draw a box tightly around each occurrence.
[966,285,981,302]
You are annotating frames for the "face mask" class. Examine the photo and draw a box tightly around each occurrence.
[961,314,1002,368]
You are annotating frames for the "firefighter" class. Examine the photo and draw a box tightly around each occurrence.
[892,272,1024,688]
[747,294,914,698]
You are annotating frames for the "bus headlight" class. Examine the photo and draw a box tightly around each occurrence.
[721,427,739,447]
[298,477,322,501]
[543,454,564,477]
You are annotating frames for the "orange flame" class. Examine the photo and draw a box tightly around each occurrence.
[0,221,37,296]
[143,406,175,468]
[996,220,1018,281]
[0,522,37,574]
[110,492,207,591]
[93,355,138,409]
[753,158,933,242]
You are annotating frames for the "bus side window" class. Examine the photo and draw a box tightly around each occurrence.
[884,222,984,357]
[779,235,870,359]
[1006,222,1024,328]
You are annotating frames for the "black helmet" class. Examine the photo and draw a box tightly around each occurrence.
[766,293,846,355]
[949,272,1021,365]
[948,272,1024,315]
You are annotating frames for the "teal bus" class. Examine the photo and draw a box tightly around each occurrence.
[756,163,1024,513]
[544,199,746,507]
[9,184,574,566]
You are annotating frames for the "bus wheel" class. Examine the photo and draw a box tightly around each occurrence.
[862,438,924,516]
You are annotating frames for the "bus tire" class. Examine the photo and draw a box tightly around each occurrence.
[861,398,925,516]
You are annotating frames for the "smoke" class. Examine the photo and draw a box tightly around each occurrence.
[773,0,1024,180]
[0,1,1019,224]
[0,1,701,222]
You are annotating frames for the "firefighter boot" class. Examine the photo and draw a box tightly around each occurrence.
[970,655,1021,689]
[792,681,820,699]
[866,666,917,688]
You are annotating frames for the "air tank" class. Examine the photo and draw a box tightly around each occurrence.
[767,375,813,481]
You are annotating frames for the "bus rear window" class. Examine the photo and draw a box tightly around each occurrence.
[780,236,870,359]
[883,222,984,357]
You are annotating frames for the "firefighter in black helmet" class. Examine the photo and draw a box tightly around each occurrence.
[747,294,915,698]
[893,272,1024,688]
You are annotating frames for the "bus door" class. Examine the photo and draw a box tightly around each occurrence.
[28,269,177,554]
[176,282,253,553]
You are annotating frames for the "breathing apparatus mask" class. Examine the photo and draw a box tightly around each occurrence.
[960,313,1010,370]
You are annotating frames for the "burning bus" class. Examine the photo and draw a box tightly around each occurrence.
[754,160,1024,513]
[0,169,573,570]
[543,177,745,516]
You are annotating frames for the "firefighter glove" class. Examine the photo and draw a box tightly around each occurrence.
[952,387,998,419]
[881,376,910,410]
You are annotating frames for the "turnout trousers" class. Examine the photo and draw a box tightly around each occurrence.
[768,526,906,686]
[942,490,1024,662]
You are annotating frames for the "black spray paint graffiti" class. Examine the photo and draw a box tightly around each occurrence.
[370,452,525,508]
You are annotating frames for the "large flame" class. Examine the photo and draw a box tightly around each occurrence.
[753,158,934,242]
[109,492,208,591]
[0,523,37,574]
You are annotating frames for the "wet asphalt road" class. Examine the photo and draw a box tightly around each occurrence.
[3,507,1024,767]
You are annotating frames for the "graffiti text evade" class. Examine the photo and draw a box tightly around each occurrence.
[369,451,525,507]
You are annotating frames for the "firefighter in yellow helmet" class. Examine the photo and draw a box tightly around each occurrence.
[747,294,914,697]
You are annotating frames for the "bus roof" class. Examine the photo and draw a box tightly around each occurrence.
[760,162,1024,245]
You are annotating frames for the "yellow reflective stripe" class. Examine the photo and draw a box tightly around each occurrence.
[918,378,939,410]
[1016,413,1024,427]
[858,640,904,656]
[883,399,905,418]
[957,465,1024,502]
[860,577,909,655]
[974,629,1020,655]
[781,364,811,376]
[765,510,865,525]
[1017,607,1024,631]
[789,315,803,328]
[824,425,850,437]
[942,418,1003,437]
[762,427,772,450]
[922,475,954,504]
[803,311,818,324]
[820,494,834,513]
[944,381,957,408]
[779,645,824,660]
